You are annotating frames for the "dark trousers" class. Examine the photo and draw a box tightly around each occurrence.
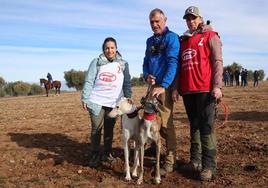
[89,107,116,154]
[254,79,258,87]
[182,92,217,171]
[235,77,239,86]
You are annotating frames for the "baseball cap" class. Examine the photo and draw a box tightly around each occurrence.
[183,6,202,19]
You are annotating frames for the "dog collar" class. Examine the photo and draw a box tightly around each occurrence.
[143,112,156,121]
[127,110,139,119]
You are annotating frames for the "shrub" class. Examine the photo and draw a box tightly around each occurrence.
[29,84,45,95]
[0,89,5,97]
[4,82,15,96]
[0,76,5,88]
[13,82,31,96]
[64,69,85,91]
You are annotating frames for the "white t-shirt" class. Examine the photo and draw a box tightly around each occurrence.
[89,62,124,107]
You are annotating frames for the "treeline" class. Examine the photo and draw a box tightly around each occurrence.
[0,62,265,97]
[63,69,146,89]
[0,78,44,97]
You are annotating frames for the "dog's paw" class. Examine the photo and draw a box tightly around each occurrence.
[137,177,143,185]
[132,170,138,178]
[154,177,161,184]
[125,175,132,181]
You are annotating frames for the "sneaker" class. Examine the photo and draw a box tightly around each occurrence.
[180,161,202,172]
[89,152,100,168]
[101,152,115,162]
[200,169,214,181]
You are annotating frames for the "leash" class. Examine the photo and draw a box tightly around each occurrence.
[215,99,229,129]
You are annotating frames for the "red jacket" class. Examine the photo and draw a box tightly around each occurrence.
[178,26,222,94]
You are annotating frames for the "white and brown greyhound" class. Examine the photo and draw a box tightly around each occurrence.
[108,97,142,181]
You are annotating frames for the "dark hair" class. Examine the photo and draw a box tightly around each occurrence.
[102,37,117,52]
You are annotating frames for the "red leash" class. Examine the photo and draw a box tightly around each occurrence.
[215,100,229,129]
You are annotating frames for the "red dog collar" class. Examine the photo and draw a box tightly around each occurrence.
[143,112,156,121]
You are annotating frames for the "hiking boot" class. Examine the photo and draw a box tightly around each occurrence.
[200,169,214,181]
[89,152,100,168]
[180,161,202,172]
[160,163,177,176]
[101,152,115,162]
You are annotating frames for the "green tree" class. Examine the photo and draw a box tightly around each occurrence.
[0,76,5,88]
[64,69,86,91]
[247,70,254,81]
[4,82,15,96]
[131,74,146,86]
[223,62,242,73]
[29,84,45,95]
[13,81,31,96]
[0,76,6,97]
[257,70,265,81]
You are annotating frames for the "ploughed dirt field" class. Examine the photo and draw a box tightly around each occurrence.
[0,81,267,188]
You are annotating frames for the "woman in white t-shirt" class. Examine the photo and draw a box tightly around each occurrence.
[81,37,132,168]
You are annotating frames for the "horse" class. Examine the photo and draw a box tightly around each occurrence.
[40,78,61,97]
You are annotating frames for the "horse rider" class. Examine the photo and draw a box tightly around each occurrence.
[47,72,53,83]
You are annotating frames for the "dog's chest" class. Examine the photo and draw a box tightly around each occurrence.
[122,115,141,136]
[142,119,159,139]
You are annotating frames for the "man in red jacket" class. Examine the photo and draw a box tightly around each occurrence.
[172,6,223,181]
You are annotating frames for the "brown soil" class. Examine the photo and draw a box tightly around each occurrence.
[0,82,267,188]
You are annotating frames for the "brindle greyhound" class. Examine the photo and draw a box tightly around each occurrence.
[137,91,162,185]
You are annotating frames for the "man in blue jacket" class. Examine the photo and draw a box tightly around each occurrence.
[143,8,180,175]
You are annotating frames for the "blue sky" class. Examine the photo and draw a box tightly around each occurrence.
[1,0,268,82]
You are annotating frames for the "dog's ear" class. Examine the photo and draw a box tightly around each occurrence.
[127,98,133,104]
[156,98,163,105]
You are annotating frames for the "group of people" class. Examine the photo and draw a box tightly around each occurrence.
[224,68,260,87]
[81,6,223,182]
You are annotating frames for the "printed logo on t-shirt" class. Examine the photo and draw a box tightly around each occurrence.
[182,48,197,61]
[99,72,116,82]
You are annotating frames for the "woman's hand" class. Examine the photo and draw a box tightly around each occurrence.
[82,102,88,111]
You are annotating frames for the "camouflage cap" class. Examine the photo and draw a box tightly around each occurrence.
[183,6,202,19]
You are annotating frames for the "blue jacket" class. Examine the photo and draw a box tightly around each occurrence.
[143,27,179,88]
[81,52,132,115]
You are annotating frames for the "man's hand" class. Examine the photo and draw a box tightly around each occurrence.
[146,74,156,85]
[212,87,222,99]
[152,86,165,98]
[172,89,179,102]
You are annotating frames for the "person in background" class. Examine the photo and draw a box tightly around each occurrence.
[229,69,234,86]
[234,68,240,86]
[47,72,53,82]
[240,68,245,86]
[253,70,259,87]
[81,37,132,168]
[244,69,248,86]
[143,8,180,175]
[172,6,223,181]
[223,70,230,86]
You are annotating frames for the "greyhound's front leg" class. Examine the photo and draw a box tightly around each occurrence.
[137,143,145,185]
[132,141,139,177]
[155,138,161,184]
[123,137,131,181]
